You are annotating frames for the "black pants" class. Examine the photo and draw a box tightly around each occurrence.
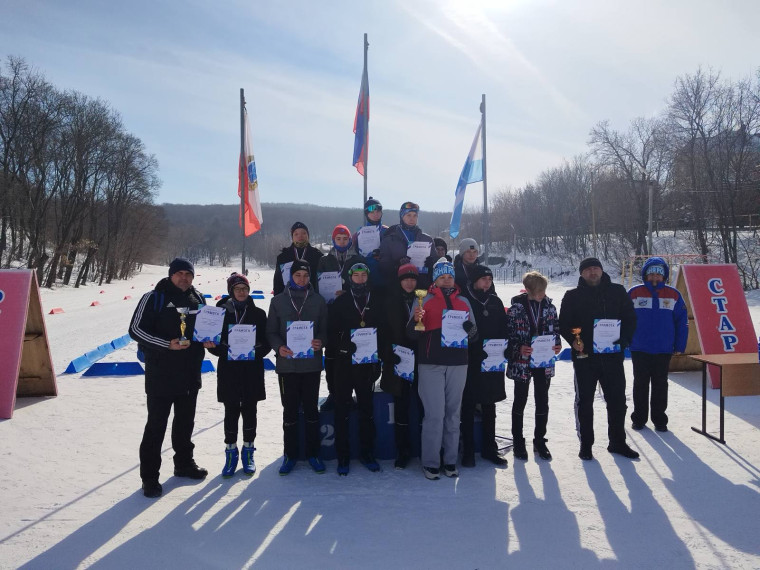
[223,400,258,444]
[512,368,551,442]
[461,399,498,456]
[393,380,413,455]
[334,361,376,460]
[280,372,321,459]
[631,351,672,428]
[139,390,198,482]
[573,355,627,448]
[324,356,336,395]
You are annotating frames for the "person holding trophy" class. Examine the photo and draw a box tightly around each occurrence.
[559,257,637,461]
[129,258,214,498]
[408,258,477,480]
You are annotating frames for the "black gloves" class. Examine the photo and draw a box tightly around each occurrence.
[462,321,474,333]
[392,353,402,365]
[399,256,411,265]
[503,348,510,360]
[338,341,357,356]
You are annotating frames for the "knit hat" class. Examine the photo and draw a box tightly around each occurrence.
[349,262,370,276]
[469,264,493,284]
[579,257,603,274]
[290,259,311,277]
[397,263,419,281]
[645,264,666,277]
[432,257,455,282]
[364,196,382,214]
[332,224,351,240]
[433,237,448,253]
[399,201,419,220]
[168,257,194,277]
[459,238,478,256]
[291,221,309,236]
[227,272,249,295]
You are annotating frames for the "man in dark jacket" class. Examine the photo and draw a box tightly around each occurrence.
[379,201,434,290]
[272,222,324,296]
[559,257,638,461]
[129,258,213,498]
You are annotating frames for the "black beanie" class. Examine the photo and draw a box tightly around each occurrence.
[469,264,493,284]
[579,257,603,274]
[433,237,448,253]
[291,259,311,276]
[291,221,309,236]
[227,272,249,295]
[168,257,194,277]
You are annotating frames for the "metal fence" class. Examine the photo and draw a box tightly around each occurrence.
[492,265,571,283]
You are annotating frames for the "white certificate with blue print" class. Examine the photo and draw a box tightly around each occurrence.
[227,324,256,361]
[593,319,621,353]
[530,335,557,367]
[351,327,378,365]
[441,309,468,348]
[482,339,508,372]
[287,320,314,359]
[192,305,225,343]
[407,241,432,269]
[357,225,381,256]
[318,271,342,302]
[393,345,415,382]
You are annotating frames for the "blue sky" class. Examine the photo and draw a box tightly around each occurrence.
[2,0,759,216]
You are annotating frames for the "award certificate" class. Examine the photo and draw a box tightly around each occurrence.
[351,327,379,365]
[407,241,432,269]
[393,344,415,382]
[481,339,508,372]
[593,319,621,353]
[356,225,381,256]
[286,320,314,359]
[441,309,468,348]
[318,271,342,302]
[192,305,225,343]
[530,335,557,368]
[228,324,256,361]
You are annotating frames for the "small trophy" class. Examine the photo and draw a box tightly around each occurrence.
[571,327,587,359]
[177,307,191,347]
[414,289,427,331]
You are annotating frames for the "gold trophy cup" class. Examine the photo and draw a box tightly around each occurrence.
[177,307,191,347]
[414,289,427,331]
[571,327,587,358]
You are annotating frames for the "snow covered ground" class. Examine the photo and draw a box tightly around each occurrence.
[1,263,759,569]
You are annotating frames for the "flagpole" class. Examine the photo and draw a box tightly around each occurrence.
[480,94,489,265]
[240,88,246,275]
[362,33,369,209]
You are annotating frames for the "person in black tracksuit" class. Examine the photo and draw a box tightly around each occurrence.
[206,273,270,478]
[328,262,382,475]
[273,221,324,296]
[460,264,509,468]
[559,257,638,461]
[129,258,211,498]
[379,263,421,469]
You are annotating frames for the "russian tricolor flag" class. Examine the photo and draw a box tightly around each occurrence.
[238,109,262,236]
[449,123,483,238]
[352,64,369,176]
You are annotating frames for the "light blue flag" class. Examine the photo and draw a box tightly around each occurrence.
[449,122,483,238]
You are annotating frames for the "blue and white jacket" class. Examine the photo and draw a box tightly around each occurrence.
[628,257,688,354]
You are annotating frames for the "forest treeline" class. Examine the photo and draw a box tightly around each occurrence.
[458,67,760,288]
[3,55,759,289]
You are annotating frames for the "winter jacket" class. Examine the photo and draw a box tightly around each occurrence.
[406,285,477,366]
[628,257,688,354]
[453,254,479,291]
[266,285,328,374]
[379,287,418,396]
[206,296,271,403]
[129,277,206,396]
[379,224,434,290]
[559,272,637,361]
[316,248,367,304]
[273,244,324,296]
[462,285,508,403]
[327,287,382,380]
[505,292,561,382]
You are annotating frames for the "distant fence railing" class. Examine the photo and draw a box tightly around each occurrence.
[492,266,570,283]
